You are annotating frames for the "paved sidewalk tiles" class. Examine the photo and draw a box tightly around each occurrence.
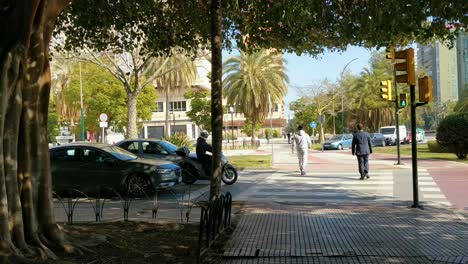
[222,203,468,264]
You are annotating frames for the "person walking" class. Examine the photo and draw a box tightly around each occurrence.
[292,125,312,175]
[352,123,373,180]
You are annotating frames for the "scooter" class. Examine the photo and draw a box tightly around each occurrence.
[175,146,238,185]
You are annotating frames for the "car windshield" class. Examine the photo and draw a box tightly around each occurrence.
[159,141,178,153]
[330,135,343,140]
[103,146,138,161]
[380,128,395,134]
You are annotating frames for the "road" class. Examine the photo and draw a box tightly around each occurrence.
[54,139,468,223]
[222,140,468,215]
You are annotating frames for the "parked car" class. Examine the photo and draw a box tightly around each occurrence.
[379,125,407,145]
[49,142,182,196]
[369,133,386,147]
[115,139,181,163]
[323,134,353,150]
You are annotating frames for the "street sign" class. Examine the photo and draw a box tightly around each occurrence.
[99,113,108,122]
[99,122,108,128]
[310,121,317,129]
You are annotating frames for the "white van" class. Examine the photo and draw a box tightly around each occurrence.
[379,125,407,145]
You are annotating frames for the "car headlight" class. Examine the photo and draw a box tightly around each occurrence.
[156,169,176,180]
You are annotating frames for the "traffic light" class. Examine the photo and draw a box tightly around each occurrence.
[418,76,433,103]
[385,47,395,62]
[379,80,392,100]
[394,48,416,86]
[399,93,408,107]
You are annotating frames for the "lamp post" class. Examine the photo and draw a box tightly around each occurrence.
[229,106,234,149]
[79,62,85,141]
[340,58,358,134]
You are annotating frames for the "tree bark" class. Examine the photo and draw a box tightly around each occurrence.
[209,0,222,200]
[0,0,73,261]
[126,92,139,139]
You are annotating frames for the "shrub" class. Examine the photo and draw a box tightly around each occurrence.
[272,129,280,138]
[163,132,194,150]
[427,140,451,153]
[436,113,468,159]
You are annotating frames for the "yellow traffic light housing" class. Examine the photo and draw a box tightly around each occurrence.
[418,76,433,103]
[399,93,408,107]
[385,47,395,62]
[379,80,392,100]
[394,48,416,86]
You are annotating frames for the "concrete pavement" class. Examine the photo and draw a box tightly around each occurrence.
[221,139,468,263]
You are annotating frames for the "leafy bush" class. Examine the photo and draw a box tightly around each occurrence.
[427,140,451,153]
[272,129,280,138]
[163,132,194,150]
[436,113,468,159]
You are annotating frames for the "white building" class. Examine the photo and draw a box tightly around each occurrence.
[140,56,287,139]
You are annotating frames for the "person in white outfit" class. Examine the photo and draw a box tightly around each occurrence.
[292,125,312,175]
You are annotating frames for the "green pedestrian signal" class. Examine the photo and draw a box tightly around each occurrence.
[399,93,407,108]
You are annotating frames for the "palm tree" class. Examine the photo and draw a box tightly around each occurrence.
[153,50,197,137]
[223,50,288,144]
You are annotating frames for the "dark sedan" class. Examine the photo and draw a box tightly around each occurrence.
[369,133,386,147]
[115,139,181,163]
[49,143,182,196]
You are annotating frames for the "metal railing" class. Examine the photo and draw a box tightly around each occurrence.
[53,182,204,224]
[197,192,232,260]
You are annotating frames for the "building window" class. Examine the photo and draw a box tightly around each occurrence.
[153,102,164,112]
[273,103,279,112]
[169,101,187,112]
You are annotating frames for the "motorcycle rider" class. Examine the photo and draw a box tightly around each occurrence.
[196,130,213,175]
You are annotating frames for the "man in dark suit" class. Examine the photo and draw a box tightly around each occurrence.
[352,123,373,180]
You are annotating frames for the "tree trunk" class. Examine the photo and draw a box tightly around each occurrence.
[251,115,257,146]
[126,92,138,139]
[165,86,171,137]
[0,0,74,261]
[209,0,222,200]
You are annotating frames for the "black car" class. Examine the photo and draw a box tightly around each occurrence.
[369,133,386,147]
[115,139,181,163]
[49,143,182,196]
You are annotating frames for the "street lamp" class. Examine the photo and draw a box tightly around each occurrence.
[340,58,358,134]
[229,106,234,149]
[79,62,85,141]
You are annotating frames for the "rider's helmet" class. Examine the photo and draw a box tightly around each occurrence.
[200,130,209,140]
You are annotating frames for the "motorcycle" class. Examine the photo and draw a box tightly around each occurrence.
[175,146,238,185]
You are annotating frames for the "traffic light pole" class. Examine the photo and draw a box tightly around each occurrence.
[393,68,402,165]
[410,84,422,209]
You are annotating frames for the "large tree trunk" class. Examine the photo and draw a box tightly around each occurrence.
[0,0,74,261]
[209,0,222,200]
[126,93,138,139]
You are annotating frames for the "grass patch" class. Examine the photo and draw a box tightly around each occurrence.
[229,155,272,169]
[372,144,468,163]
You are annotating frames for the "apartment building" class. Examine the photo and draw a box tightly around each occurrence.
[140,57,287,139]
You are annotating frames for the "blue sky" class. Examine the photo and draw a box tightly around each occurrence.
[283,46,373,117]
[223,46,374,117]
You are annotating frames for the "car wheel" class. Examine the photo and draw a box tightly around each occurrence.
[338,144,343,150]
[127,174,151,197]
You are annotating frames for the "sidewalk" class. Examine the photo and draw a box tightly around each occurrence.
[221,138,468,263]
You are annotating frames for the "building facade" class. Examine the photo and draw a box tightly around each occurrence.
[140,57,287,139]
[417,41,459,103]
[457,31,468,98]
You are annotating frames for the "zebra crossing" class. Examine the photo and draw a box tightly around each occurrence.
[235,169,452,207]
[418,168,451,206]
